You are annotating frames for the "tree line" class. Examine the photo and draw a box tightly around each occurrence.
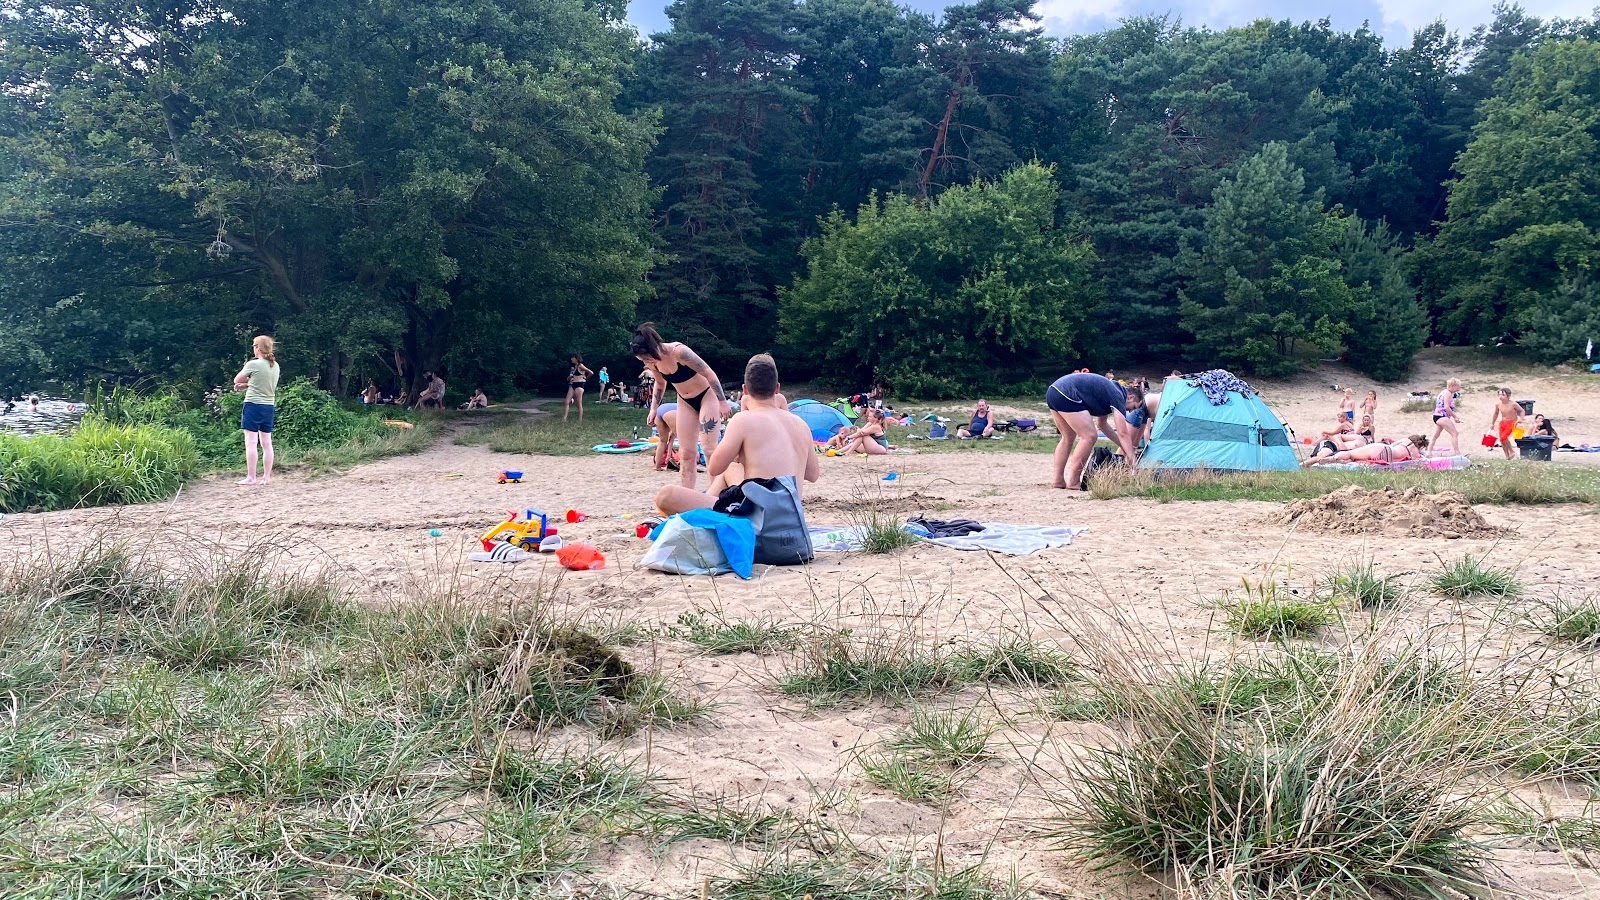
[2,0,1597,398]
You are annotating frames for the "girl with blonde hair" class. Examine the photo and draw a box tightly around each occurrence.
[232,335,280,485]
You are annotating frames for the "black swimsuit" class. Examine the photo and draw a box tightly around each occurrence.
[659,363,707,412]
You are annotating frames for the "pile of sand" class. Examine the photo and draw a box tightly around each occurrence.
[1270,485,1499,539]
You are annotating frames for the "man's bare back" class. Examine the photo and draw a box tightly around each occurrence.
[708,400,818,489]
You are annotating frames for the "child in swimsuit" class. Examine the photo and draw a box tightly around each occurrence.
[1487,388,1523,460]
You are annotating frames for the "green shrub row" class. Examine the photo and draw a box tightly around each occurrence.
[0,419,199,513]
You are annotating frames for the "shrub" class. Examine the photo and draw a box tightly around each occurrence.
[0,419,198,512]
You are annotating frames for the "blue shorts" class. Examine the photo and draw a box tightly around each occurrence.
[241,401,276,433]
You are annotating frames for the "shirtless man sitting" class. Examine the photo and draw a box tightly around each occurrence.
[654,355,818,516]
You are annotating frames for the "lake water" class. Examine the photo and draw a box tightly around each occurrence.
[0,397,86,436]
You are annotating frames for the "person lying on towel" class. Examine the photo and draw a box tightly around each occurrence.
[655,355,818,516]
[1303,434,1429,467]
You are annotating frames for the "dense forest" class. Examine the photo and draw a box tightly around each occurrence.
[2,0,1598,398]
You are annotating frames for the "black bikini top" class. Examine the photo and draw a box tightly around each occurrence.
[660,364,696,385]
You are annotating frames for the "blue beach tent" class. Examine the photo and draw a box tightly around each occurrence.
[789,399,854,441]
[1138,378,1298,472]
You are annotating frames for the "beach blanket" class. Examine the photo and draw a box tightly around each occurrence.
[593,442,650,454]
[808,523,1084,556]
[1317,455,1471,471]
[1557,445,1600,452]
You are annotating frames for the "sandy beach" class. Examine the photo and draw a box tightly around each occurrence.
[4,355,1598,897]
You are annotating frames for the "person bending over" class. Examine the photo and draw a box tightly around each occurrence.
[1488,388,1523,460]
[653,402,679,470]
[1304,435,1429,466]
[1045,372,1138,490]
[1122,385,1159,447]
[655,355,819,516]
[958,400,993,439]
[632,323,726,490]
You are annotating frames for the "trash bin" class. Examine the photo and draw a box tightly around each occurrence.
[1517,400,1535,416]
[1520,434,1555,461]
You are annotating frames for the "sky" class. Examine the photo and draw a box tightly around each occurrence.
[625,0,1597,50]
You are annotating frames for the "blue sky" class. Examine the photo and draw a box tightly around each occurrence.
[625,0,1596,50]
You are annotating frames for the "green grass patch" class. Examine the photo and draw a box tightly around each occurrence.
[1215,577,1339,639]
[1430,555,1523,599]
[713,856,1016,900]
[952,638,1076,687]
[673,611,800,654]
[1534,597,1600,645]
[884,708,992,767]
[1089,461,1600,505]
[0,418,199,512]
[86,379,437,477]
[1054,632,1510,898]
[0,544,704,897]
[455,401,645,456]
[780,630,954,706]
[1326,559,1406,609]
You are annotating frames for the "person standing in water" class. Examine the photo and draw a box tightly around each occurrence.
[232,335,280,486]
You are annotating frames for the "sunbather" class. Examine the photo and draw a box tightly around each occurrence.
[655,355,818,516]
[1308,429,1370,460]
[840,408,890,455]
[1304,434,1429,466]
[1533,414,1558,440]
[957,401,993,438]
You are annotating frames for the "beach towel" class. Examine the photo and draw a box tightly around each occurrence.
[808,523,1084,556]
[593,442,651,453]
[1185,369,1257,405]
[1317,455,1472,471]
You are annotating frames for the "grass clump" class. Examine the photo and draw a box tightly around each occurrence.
[780,628,954,706]
[652,798,796,846]
[0,418,199,513]
[1531,597,1600,645]
[1215,575,1338,639]
[674,610,799,654]
[1430,554,1522,599]
[714,856,1016,900]
[1399,397,1434,414]
[953,638,1075,687]
[885,708,992,767]
[1326,559,1406,609]
[1051,613,1512,898]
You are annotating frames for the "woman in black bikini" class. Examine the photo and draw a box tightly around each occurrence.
[630,323,727,489]
[1304,434,1429,467]
[563,354,593,423]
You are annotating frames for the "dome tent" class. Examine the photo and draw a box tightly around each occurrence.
[1138,375,1298,472]
[789,399,854,442]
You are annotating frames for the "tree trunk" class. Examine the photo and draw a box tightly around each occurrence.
[319,351,349,396]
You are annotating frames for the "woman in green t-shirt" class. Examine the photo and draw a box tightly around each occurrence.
[232,335,281,485]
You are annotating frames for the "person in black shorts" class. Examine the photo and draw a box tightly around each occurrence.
[630,323,727,490]
[1045,372,1140,490]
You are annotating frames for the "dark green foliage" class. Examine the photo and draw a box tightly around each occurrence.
[1423,37,1600,346]
[779,164,1097,397]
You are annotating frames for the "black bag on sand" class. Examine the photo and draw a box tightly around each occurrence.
[1079,446,1123,491]
[713,475,814,566]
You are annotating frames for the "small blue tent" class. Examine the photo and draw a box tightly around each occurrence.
[789,399,854,441]
[1138,378,1298,472]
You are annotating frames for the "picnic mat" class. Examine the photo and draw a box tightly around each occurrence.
[809,523,1084,556]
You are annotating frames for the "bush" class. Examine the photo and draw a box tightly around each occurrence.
[0,419,198,513]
